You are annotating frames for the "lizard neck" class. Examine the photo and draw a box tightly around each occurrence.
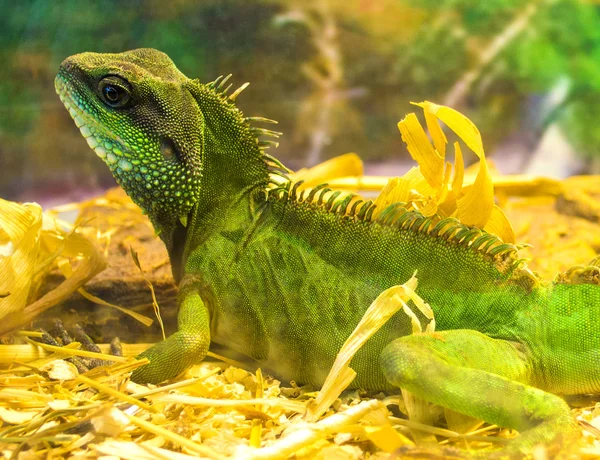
[159,80,271,279]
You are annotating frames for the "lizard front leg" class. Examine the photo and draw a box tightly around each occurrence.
[131,275,210,384]
[380,330,577,455]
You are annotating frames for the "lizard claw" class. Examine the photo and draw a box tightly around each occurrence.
[37,319,123,373]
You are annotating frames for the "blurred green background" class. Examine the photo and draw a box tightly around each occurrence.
[1,0,600,204]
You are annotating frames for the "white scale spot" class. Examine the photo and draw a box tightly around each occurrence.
[118,159,133,171]
[74,115,84,128]
[79,125,92,138]
[86,136,99,149]
[106,152,118,164]
[94,145,107,159]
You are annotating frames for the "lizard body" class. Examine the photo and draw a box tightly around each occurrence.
[56,48,600,454]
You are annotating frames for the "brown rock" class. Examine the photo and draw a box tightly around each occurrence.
[36,188,177,343]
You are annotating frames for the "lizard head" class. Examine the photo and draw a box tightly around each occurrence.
[55,48,205,230]
[57,48,279,247]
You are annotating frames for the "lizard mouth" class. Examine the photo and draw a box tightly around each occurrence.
[55,77,134,172]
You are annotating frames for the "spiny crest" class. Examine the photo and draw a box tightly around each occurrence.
[555,256,600,285]
[206,75,287,179]
[249,118,286,178]
[267,179,529,275]
[206,74,252,103]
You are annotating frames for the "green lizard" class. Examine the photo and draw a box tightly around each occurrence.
[56,48,599,455]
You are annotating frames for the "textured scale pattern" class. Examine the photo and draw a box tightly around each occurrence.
[56,48,600,456]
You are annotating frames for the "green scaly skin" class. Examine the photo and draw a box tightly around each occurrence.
[56,49,600,455]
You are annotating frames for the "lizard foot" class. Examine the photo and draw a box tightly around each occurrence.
[37,319,122,374]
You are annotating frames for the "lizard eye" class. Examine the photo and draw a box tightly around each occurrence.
[98,76,131,108]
